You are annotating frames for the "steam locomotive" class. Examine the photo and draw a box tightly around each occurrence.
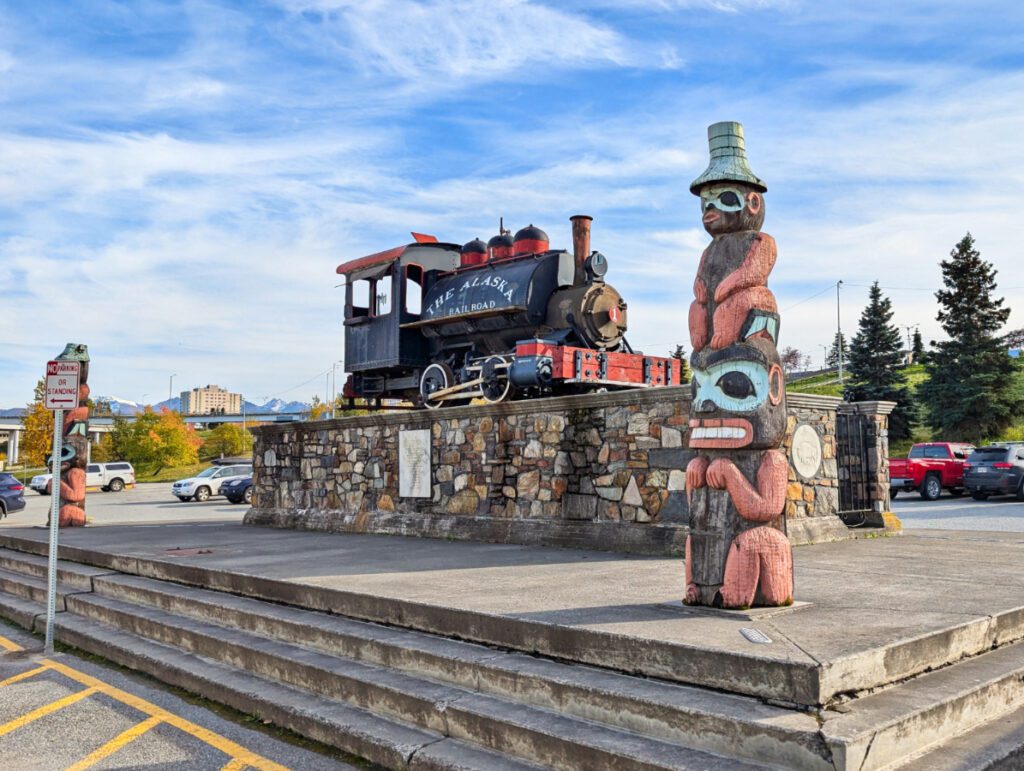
[338,215,681,409]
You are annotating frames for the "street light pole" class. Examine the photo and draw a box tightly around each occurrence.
[836,280,844,385]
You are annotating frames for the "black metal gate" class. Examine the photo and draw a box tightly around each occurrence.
[837,412,872,513]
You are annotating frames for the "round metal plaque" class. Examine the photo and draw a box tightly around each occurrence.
[791,423,823,480]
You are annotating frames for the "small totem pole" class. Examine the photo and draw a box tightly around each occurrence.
[46,343,90,527]
[684,123,793,609]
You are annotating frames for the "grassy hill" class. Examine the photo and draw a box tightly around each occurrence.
[788,363,1023,457]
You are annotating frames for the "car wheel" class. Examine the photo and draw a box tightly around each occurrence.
[971,491,990,501]
[37,490,47,496]
[176,496,192,502]
[0,501,6,519]
[1016,480,1024,502]
[194,486,211,502]
[920,474,942,501]
[243,487,253,505]
[889,489,898,499]
[108,478,124,492]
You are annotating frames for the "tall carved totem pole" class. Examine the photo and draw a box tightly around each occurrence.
[684,122,793,608]
[46,343,90,527]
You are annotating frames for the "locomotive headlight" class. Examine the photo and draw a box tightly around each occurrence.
[585,252,608,279]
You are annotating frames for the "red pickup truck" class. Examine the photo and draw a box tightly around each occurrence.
[889,442,975,500]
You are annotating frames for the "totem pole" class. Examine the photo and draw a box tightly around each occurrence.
[684,123,793,609]
[45,343,90,527]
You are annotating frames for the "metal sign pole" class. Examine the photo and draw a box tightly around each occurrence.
[44,408,63,654]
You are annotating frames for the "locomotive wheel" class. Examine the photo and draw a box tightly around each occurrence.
[480,355,512,404]
[420,363,455,409]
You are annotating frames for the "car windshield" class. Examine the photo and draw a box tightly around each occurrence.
[968,447,1009,463]
[196,467,219,478]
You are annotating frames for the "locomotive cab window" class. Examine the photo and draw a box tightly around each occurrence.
[405,264,423,315]
[375,271,393,316]
[348,279,371,319]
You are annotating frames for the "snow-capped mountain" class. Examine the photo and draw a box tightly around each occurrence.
[93,396,146,416]
[260,398,310,413]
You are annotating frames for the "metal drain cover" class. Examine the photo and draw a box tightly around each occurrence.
[740,627,773,644]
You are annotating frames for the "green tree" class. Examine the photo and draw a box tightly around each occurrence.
[670,344,691,383]
[911,329,925,362]
[845,282,916,441]
[21,379,54,468]
[202,423,252,459]
[919,233,1023,443]
[826,332,848,368]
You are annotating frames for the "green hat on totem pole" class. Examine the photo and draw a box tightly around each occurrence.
[56,343,90,362]
[689,121,767,194]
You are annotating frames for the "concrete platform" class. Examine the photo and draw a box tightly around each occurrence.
[1,524,1022,710]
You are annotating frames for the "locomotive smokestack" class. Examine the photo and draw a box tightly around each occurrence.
[570,214,593,283]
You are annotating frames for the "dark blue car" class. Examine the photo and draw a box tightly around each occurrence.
[218,475,253,505]
[0,473,26,518]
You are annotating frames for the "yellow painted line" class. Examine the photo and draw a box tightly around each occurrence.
[43,660,289,771]
[0,664,49,688]
[221,759,250,771]
[65,715,162,771]
[0,634,25,652]
[0,686,98,736]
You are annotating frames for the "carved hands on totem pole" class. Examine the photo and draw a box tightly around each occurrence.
[683,123,793,609]
[46,343,90,527]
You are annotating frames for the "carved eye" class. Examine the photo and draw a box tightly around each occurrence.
[716,371,755,399]
[719,191,740,207]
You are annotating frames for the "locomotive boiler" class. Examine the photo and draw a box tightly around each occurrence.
[338,215,680,408]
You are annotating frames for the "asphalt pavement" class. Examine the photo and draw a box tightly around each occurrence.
[3,483,247,529]
[0,624,354,770]
[892,490,1024,531]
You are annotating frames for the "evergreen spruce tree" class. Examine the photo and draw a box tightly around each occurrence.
[671,344,691,382]
[911,329,925,362]
[846,282,916,441]
[919,233,1022,443]
[826,332,848,368]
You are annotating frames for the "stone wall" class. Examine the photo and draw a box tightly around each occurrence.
[247,388,893,555]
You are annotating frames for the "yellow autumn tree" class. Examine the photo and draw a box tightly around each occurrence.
[20,379,54,468]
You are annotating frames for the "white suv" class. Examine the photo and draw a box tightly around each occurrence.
[30,462,136,494]
[172,464,252,502]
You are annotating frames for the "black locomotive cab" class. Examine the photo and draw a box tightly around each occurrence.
[339,238,461,397]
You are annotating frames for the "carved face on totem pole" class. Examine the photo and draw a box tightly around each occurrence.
[684,122,793,609]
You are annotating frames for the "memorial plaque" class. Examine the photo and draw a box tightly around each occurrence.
[791,423,823,480]
[399,429,432,498]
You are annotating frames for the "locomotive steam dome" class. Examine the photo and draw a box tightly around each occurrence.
[513,225,549,255]
[487,233,514,260]
[460,237,488,266]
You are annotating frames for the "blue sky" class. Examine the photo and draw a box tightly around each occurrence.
[2,0,1023,407]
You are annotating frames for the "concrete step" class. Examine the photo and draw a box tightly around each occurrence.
[821,637,1024,770]
[0,566,86,610]
[896,701,1024,770]
[0,547,113,591]
[46,610,545,771]
[0,588,44,630]
[64,590,766,770]
[89,572,828,769]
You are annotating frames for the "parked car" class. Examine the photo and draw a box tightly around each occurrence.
[30,461,136,494]
[0,473,26,518]
[172,464,252,502]
[889,442,974,500]
[219,475,253,505]
[962,445,1024,501]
